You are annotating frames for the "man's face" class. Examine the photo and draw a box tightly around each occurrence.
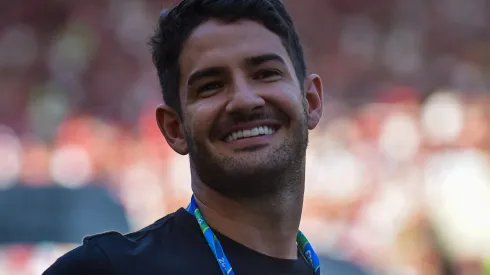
[173,20,320,197]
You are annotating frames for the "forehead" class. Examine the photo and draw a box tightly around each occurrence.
[179,20,293,77]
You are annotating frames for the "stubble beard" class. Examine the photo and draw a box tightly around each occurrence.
[186,112,309,201]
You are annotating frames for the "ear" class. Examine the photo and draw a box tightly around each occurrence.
[304,74,323,130]
[156,104,189,155]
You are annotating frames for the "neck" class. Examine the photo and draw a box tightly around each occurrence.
[191,176,305,260]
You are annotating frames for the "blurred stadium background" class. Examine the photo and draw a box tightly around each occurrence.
[1,0,490,274]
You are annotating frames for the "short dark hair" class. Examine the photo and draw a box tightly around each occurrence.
[149,0,307,117]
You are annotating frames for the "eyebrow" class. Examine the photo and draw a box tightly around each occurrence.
[245,53,286,67]
[186,54,286,87]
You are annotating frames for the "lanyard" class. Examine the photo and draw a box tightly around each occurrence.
[186,195,321,275]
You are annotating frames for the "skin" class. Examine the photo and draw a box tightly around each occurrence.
[156,20,323,259]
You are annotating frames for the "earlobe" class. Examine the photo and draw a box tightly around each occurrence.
[156,104,189,155]
[305,74,323,130]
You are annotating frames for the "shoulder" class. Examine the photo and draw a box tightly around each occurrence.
[43,209,188,275]
[42,239,111,275]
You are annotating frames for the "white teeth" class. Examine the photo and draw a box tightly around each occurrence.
[225,126,276,142]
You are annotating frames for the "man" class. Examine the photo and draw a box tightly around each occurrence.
[43,0,362,274]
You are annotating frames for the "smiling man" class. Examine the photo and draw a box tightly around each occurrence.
[44,0,325,274]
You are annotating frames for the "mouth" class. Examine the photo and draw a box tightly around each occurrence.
[222,125,279,142]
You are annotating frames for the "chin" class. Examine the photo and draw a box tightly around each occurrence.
[224,156,290,177]
[226,164,271,176]
[209,166,284,199]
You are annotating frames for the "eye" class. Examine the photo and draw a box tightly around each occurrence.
[254,69,282,81]
[197,81,223,94]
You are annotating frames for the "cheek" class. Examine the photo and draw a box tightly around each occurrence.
[264,85,304,120]
[186,100,221,139]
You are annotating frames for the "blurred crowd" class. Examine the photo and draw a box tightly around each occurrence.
[1,0,490,274]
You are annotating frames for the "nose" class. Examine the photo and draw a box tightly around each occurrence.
[225,77,265,114]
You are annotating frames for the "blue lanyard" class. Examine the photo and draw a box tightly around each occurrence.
[186,195,321,275]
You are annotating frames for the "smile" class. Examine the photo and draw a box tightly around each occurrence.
[224,125,276,142]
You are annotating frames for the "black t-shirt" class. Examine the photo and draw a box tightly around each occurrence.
[43,208,315,275]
